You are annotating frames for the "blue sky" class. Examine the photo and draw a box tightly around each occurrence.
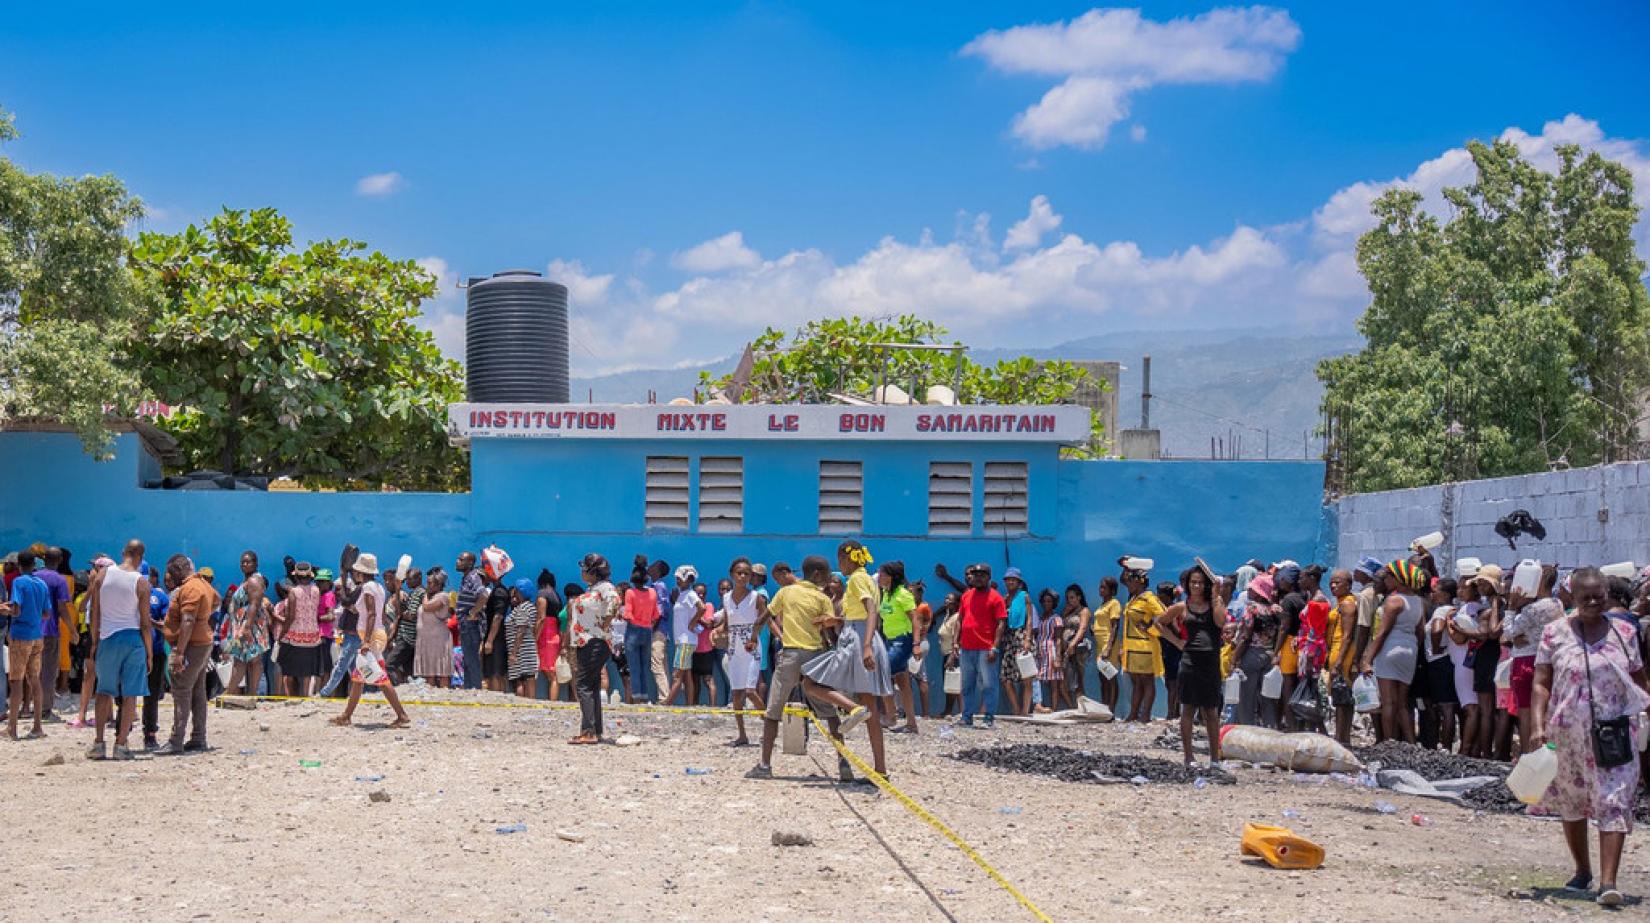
[4,2,1649,374]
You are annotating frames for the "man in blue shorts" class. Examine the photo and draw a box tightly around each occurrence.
[87,540,153,760]
[6,552,52,740]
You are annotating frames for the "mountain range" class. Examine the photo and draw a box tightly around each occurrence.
[570,327,1363,459]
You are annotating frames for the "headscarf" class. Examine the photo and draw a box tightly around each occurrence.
[1386,560,1426,593]
[1232,565,1257,597]
[1274,564,1301,589]
[1354,556,1383,579]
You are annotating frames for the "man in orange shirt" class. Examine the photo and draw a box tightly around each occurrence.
[155,554,218,756]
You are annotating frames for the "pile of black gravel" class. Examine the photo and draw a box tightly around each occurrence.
[1354,740,1510,781]
[953,744,1235,786]
[1459,780,1523,814]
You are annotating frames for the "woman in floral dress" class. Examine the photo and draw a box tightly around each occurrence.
[226,575,272,696]
[1531,567,1650,907]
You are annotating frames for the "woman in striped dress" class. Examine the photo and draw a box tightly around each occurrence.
[1033,588,1068,710]
[505,578,540,698]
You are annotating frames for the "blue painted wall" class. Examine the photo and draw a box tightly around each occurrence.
[1,430,1322,590]
[1,430,1324,713]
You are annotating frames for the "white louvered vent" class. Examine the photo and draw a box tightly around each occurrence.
[697,456,744,533]
[818,460,864,533]
[644,456,690,531]
[983,461,1029,534]
[928,461,973,536]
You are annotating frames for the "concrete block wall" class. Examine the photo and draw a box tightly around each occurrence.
[1334,461,1650,572]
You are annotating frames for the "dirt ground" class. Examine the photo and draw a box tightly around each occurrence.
[1,688,1645,922]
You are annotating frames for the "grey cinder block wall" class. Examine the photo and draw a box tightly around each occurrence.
[1331,462,1650,572]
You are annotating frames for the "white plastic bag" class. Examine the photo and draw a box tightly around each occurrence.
[943,668,962,694]
[1352,674,1381,713]
[1098,658,1119,680]
[1493,655,1513,690]
[555,657,572,684]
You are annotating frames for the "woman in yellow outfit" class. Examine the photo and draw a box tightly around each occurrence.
[1093,576,1123,711]
[1118,556,1164,722]
[1326,568,1359,745]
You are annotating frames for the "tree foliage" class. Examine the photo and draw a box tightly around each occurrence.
[1320,140,1650,493]
[0,106,146,453]
[701,315,1104,448]
[129,207,466,489]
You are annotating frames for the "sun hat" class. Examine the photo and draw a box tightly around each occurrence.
[315,567,335,582]
[293,561,314,578]
[1354,556,1382,578]
[1475,563,1504,594]
[1003,567,1024,583]
[352,552,379,576]
[1455,557,1482,579]
[751,563,768,577]
[675,564,698,584]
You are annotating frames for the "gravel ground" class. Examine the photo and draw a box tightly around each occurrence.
[1354,740,1511,781]
[954,743,1237,785]
[1,690,1646,921]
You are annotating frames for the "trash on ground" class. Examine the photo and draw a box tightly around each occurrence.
[1241,822,1325,870]
[368,789,391,803]
[496,823,527,834]
[771,831,813,847]
[555,829,585,843]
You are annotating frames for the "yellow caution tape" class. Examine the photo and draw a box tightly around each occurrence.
[212,694,1053,920]
[797,711,1055,923]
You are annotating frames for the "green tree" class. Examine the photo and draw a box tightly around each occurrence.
[129,207,466,489]
[701,314,1105,449]
[1320,140,1650,493]
[0,106,147,452]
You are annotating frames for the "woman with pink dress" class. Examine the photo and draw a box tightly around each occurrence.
[1531,567,1650,907]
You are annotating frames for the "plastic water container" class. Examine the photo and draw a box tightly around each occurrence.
[1412,531,1444,552]
[1507,743,1558,805]
[1098,659,1119,680]
[1261,665,1283,699]
[1352,674,1381,713]
[1224,668,1245,703]
[1512,559,1542,595]
[1601,561,1637,579]
[1014,651,1038,678]
[943,668,962,694]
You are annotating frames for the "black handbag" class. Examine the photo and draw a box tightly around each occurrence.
[1329,674,1354,708]
[1578,621,1636,769]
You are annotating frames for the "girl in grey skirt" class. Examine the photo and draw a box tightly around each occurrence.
[803,540,893,776]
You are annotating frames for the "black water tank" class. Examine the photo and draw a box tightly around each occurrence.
[465,269,571,402]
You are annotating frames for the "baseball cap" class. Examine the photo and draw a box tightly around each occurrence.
[1455,557,1482,579]
[751,563,768,576]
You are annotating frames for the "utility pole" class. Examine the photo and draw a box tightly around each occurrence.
[1141,355,1152,428]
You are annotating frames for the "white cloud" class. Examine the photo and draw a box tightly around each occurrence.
[1004,195,1064,250]
[1012,76,1136,150]
[413,256,465,361]
[547,258,614,306]
[965,6,1300,149]
[670,230,761,272]
[436,114,1646,378]
[355,171,405,197]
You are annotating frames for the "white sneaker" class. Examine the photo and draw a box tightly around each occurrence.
[840,706,871,735]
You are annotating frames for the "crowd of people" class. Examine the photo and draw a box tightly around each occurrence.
[3,536,1647,903]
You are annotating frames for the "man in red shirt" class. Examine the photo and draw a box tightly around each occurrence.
[952,563,1006,727]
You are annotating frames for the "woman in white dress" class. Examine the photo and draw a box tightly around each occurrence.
[718,557,769,746]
